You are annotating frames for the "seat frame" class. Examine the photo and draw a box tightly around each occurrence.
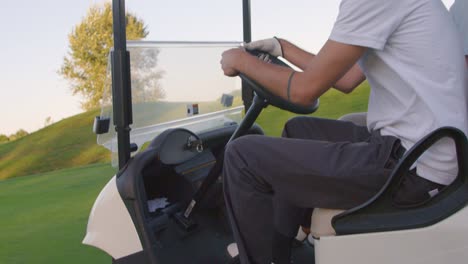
[332,127,468,235]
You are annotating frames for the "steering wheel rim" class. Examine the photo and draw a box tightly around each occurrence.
[239,50,319,114]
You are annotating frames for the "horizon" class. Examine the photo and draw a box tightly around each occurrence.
[0,0,454,135]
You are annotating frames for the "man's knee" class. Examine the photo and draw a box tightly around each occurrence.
[224,135,262,171]
[285,116,310,129]
[283,116,317,138]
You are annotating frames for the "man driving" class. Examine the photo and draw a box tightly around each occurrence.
[220,0,468,263]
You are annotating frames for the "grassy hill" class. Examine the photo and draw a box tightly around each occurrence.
[0,110,110,180]
[0,83,370,180]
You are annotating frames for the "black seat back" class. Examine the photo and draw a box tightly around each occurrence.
[333,127,468,235]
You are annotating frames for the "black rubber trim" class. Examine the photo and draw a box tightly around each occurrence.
[114,250,147,264]
[332,127,468,235]
[115,124,265,263]
[240,50,319,114]
[116,151,158,264]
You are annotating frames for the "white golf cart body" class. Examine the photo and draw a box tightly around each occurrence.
[315,208,468,264]
[84,175,143,259]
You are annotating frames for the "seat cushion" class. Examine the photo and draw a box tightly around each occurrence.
[310,208,345,238]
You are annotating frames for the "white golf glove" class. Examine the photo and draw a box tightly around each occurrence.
[244,37,283,57]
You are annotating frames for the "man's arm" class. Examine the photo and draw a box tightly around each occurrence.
[220,40,367,107]
[278,38,366,93]
[276,39,314,70]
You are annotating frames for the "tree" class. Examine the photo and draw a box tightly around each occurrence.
[129,48,165,103]
[9,129,28,141]
[100,46,166,107]
[60,3,150,110]
[0,134,9,143]
[44,116,53,127]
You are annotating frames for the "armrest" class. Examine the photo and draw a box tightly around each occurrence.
[332,127,468,235]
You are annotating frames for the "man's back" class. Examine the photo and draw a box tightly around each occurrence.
[450,0,468,66]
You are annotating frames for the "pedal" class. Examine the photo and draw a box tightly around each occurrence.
[173,211,198,232]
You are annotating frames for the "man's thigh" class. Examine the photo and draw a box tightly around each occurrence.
[230,132,398,209]
[282,116,370,143]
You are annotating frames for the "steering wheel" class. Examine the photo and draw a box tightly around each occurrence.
[239,50,319,114]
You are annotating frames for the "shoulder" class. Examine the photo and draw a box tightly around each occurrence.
[336,0,417,20]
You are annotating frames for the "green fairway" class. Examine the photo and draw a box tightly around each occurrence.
[0,163,114,263]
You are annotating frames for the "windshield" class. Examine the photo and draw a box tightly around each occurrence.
[98,41,244,161]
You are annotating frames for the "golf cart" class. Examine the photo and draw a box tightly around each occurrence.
[84,0,468,263]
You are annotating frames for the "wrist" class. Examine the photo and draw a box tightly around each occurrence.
[235,49,249,73]
[275,37,285,58]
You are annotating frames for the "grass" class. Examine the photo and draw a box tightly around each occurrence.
[0,163,114,264]
[257,83,370,136]
[1,82,370,263]
[119,90,244,129]
[0,110,111,180]
[0,84,369,180]
[0,91,244,181]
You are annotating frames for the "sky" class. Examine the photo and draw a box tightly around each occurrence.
[0,0,455,135]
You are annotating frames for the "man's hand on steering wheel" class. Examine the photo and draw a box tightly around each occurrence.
[220,43,320,115]
[221,37,284,77]
[220,48,246,77]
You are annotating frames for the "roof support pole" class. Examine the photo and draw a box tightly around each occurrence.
[242,0,254,110]
[112,0,133,170]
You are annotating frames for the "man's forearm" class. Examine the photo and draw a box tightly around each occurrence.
[278,38,366,93]
[237,52,306,103]
[233,40,366,107]
[277,39,316,70]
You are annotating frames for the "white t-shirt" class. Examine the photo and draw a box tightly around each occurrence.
[330,0,468,185]
[450,0,468,55]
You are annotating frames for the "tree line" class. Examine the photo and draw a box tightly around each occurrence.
[0,129,29,143]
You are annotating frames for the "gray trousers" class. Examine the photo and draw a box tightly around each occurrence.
[223,117,399,264]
